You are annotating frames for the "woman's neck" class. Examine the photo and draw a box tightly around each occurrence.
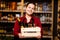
[25,14,32,23]
[25,14,32,19]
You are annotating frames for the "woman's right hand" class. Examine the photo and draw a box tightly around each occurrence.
[18,33,25,38]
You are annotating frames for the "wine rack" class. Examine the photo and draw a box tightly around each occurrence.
[0,0,54,40]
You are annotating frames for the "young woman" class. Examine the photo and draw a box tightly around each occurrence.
[13,2,43,40]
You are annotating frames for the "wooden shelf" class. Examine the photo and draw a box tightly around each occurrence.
[0,34,53,38]
[0,21,15,23]
[0,34,14,37]
[43,35,53,38]
[34,11,52,13]
[0,10,52,13]
[0,21,52,24]
[41,22,52,24]
[23,11,52,13]
[0,10,21,12]
[0,30,6,33]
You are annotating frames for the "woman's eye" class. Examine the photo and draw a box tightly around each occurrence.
[32,8,34,10]
[29,7,31,8]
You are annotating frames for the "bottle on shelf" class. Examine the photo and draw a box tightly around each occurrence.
[40,14,46,22]
[39,4,43,11]
[23,2,28,11]
[8,14,14,21]
[47,14,52,22]
[45,13,52,23]
[0,1,6,10]
[17,2,22,10]
[37,4,40,11]
[48,3,52,11]
[40,14,43,22]
[15,14,20,21]
[10,2,17,10]
[35,3,38,11]
[37,4,43,12]
[21,22,24,28]
[42,2,48,12]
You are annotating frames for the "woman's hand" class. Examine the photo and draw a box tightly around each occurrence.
[18,33,25,38]
[36,34,41,38]
[36,35,41,38]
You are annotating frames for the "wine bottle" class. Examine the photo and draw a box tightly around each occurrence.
[35,3,38,11]
[20,22,24,28]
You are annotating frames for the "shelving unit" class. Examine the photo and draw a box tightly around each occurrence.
[57,0,60,40]
[0,0,22,40]
[0,10,21,12]
[0,0,54,40]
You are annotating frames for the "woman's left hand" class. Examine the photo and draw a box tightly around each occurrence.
[36,35,41,38]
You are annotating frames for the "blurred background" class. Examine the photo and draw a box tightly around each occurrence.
[0,0,59,40]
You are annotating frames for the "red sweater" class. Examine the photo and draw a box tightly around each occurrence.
[13,16,43,38]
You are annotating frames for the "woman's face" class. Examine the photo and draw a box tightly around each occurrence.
[26,3,35,15]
